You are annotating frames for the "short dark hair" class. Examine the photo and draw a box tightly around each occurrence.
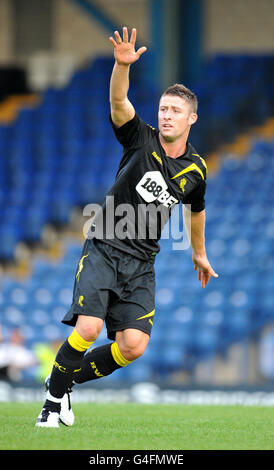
[161,83,198,113]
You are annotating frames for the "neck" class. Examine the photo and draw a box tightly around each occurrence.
[159,134,188,159]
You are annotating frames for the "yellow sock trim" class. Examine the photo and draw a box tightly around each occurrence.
[111,342,132,367]
[67,329,93,352]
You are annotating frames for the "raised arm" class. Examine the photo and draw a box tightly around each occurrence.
[109,27,147,128]
[183,206,218,288]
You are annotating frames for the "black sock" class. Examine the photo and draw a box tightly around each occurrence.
[44,399,61,413]
[49,339,85,398]
[74,343,121,384]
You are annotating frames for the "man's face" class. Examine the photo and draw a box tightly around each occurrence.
[158,94,197,143]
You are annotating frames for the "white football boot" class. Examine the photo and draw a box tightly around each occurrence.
[36,408,60,428]
[45,375,75,426]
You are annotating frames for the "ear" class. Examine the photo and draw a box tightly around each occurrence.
[189,113,198,126]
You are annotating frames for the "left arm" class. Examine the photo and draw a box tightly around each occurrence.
[183,206,218,288]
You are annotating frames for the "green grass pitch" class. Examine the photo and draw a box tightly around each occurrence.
[0,402,273,450]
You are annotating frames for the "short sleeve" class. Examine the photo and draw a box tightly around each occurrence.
[110,112,152,149]
[183,180,206,212]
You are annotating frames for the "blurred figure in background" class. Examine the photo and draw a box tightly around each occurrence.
[0,324,9,380]
[34,338,63,383]
[0,327,37,382]
[259,326,274,381]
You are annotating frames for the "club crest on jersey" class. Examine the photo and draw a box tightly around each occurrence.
[180,178,187,193]
[136,171,178,208]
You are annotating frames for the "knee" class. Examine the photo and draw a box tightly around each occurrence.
[117,331,149,362]
[76,315,103,342]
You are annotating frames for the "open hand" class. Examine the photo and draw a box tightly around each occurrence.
[109,27,147,66]
[192,253,219,288]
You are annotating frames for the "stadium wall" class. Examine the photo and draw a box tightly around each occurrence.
[204,0,274,54]
[0,0,13,63]
[53,0,149,64]
[0,0,273,68]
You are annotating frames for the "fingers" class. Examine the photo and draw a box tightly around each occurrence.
[109,36,117,47]
[114,30,122,44]
[198,270,208,288]
[123,26,128,43]
[196,267,219,288]
[109,27,134,47]
[109,29,127,48]
[109,27,147,61]
[136,46,147,57]
[130,28,137,45]
[202,271,211,288]
[209,267,219,278]
[110,27,143,51]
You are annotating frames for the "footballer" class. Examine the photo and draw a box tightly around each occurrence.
[36,27,218,427]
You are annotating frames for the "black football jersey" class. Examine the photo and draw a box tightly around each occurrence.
[91,113,207,261]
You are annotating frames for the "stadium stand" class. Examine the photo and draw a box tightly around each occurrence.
[0,54,273,383]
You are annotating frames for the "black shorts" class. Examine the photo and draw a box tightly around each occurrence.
[62,239,156,340]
